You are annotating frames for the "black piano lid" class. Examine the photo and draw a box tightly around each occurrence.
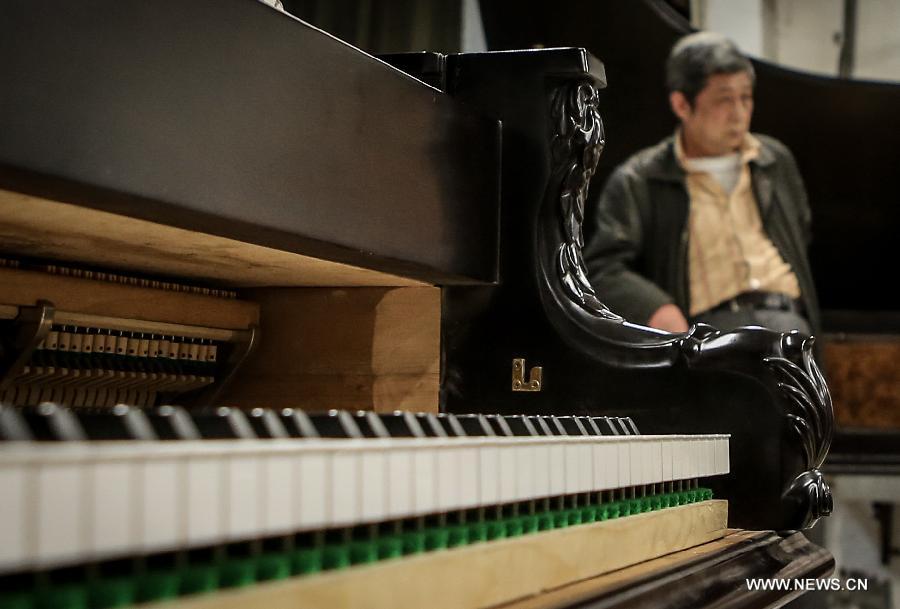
[0,0,500,286]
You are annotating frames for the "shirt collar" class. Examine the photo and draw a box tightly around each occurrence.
[674,129,760,172]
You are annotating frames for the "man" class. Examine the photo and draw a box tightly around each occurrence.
[583,31,819,336]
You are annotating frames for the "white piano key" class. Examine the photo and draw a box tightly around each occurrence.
[719,435,731,474]
[387,447,413,518]
[533,440,551,499]
[296,449,327,530]
[361,446,388,522]
[330,450,359,527]
[226,453,259,540]
[549,442,565,496]
[499,440,516,502]
[437,442,460,511]
[36,459,85,566]
[479,440,500,506]
[263,452,293,535]
[600,441,618,490]
[141,456,181,551]
[0,430,735,575]
[617,439,631,488]
[515,441,534,500]
[0,464,27,569]
[578,441,592,493]
[413,444,436,513]
[186,455,223,544]
[458,444,479,507]
[564,440,579,494]
[629,439,642,486]
[90,458,135,557]
[644,437,661,485]
[661,437,674,482]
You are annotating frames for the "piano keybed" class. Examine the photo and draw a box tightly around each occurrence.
[0,404,729,608]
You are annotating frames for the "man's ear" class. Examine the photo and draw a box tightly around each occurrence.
[669,91,692,122]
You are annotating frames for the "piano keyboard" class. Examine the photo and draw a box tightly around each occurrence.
[0,405,729,608]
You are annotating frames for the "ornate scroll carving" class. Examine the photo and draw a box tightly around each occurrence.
[765,332,834,529]
[549,80,621,320]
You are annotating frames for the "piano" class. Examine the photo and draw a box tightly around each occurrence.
[476,0,900,472]
[0,1,833,608]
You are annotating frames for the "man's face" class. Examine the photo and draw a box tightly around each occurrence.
[671,70,754,157]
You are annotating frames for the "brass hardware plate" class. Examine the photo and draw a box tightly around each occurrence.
[512,358,542,392]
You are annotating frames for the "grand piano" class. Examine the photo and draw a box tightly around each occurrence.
[0,1,833,608]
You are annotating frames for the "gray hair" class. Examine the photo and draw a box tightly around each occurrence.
[666,32,755,104]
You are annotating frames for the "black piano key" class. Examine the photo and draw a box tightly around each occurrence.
[75,404,157,440]
[454,414,494,436]
[278,408,318,438]
[0,404,32,441]
[591,417,619,436]
[376,411,426,438]
[622,417,641,435]
[484,414,514,436]
[246,408,288,439]
[415,412,447,437]
[21,403,86,441]
[435,413,466,437]
[525,415,555,436]
[189,407,256,440]
[502,415,539,436]
[146,405,201,440]
[354,411,390,438]
[576,416,603,435]
[306,410,362,439]
[556,416,589,436]
[539,416,567,435]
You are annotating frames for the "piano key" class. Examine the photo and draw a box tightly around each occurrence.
[556,416,588,436]
[502,415,539,436]
[0,458,27,569]
[246,407,288,439]
[191,407,255,439]
[526,415,555,436]
[279,407,318,438]
[22,402,86,441]
[542,416,567,436]
[0,408,731,576]
[454,414,494,436]
[592,416,619,435]
[354,410,390,438]
[415,412,447,437]
[484,414,514,436]
[377,411,426,438]
[435,413,466,437]
[0,404,32,441]
[307,410,362,439]
[145,405,200,440]
[577,416,603,435]
[75,404,157,440]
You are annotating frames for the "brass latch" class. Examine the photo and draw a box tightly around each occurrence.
[512,358,542,392]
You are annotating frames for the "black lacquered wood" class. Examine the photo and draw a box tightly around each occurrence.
[0,0,500,285]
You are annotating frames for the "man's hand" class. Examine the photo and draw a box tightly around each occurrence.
[647,303,690,333]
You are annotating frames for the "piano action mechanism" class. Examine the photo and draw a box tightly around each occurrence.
[0,1,833,608]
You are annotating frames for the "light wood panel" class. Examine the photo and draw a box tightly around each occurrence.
[224,287,441,412]
[141,500,728,609]
[0,189,426,288]
[0,267,258,330]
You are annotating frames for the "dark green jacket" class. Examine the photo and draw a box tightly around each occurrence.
[583,133,820,334]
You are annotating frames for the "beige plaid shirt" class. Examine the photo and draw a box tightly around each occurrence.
[675,132,801,316]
